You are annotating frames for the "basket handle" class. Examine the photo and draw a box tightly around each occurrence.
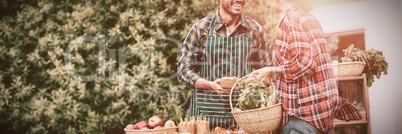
[229,75,249,111]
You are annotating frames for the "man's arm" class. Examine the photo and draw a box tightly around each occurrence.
[177,24,202,88]
[177,21,229,93]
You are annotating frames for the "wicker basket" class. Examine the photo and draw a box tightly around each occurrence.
[332,62,366,77]
[124,127,177,134]
[229,79,282,133]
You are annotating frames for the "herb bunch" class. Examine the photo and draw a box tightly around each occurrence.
[236,75,277,110]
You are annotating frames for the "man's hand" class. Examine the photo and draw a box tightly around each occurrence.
[212,79,232,94]
[195,78,231,94]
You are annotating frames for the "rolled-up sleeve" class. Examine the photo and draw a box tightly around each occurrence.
[177,24,202,88]
[280,19,317,82]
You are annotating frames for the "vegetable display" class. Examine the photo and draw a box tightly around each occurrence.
[196,115,210,134]
[178,116,196,134]
[124,115,176,131]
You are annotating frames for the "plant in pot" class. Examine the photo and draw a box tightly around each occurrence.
[333,44,388,87]
[331,44,367,77]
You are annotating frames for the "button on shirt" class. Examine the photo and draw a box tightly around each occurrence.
[224,21,242,37]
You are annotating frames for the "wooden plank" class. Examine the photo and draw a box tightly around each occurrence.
[334,120,367,126]
[337,81,361,103]
[362,73,371,134]
[334,73,370,134]
[336,75,364,81]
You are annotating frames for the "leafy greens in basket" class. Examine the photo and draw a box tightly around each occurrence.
[342,45,388,87]
[236,75,277,110]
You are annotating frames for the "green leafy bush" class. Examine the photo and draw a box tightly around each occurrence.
[0,0,217,133]
[0,0,278,133]
[243,0,280,48]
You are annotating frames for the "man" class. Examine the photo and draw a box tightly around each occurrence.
[252,0,362,133]
[177,0,270,129]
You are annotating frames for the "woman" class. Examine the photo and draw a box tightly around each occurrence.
[252,0,362,133]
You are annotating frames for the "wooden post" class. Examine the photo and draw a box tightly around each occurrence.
[362,73,371,134]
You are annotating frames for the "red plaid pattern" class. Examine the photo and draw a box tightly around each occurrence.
[272,6,362,133]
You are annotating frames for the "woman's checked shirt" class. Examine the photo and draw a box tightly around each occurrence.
[272,6,362,133]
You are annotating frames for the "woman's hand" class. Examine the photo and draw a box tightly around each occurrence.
[251,67,273,85]
[251,67,281,85]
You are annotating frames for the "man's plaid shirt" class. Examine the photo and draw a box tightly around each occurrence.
[178,10,270,88]
[272,6,362,133]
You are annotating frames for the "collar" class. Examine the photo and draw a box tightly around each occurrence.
[285,5,299,16]
[278,5,299,28]
[213,9,250,31]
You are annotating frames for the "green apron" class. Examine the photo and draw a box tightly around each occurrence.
[189,14,253,130]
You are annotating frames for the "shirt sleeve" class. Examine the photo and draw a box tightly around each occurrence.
[177,24,202,88]
[250,26,270,69]
[335,97,362,121]
[279,16,318,82]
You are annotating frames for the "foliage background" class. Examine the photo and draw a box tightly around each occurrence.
[0,0,279,133]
